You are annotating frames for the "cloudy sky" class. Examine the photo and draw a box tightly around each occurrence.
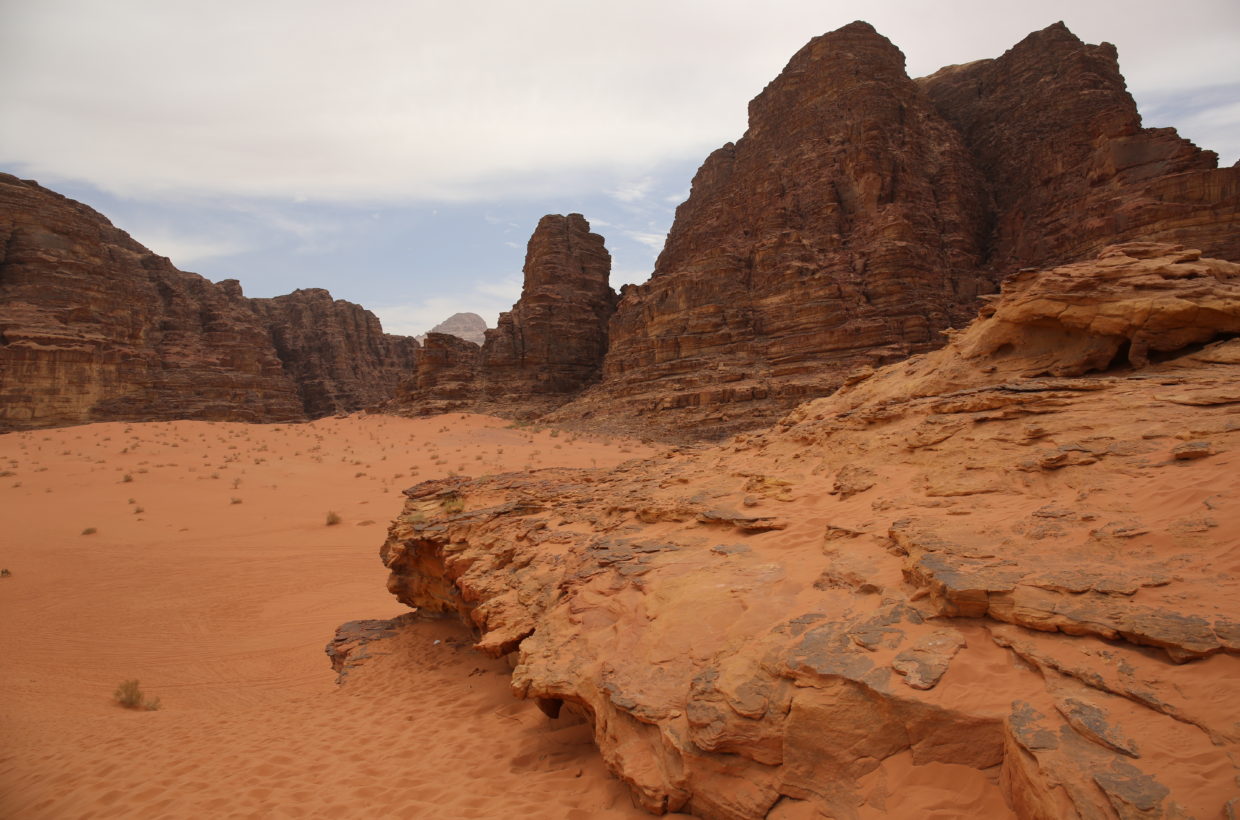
[2,0,1237,336]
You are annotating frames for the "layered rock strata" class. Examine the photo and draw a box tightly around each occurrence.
[376,244,1240,818]
[553,22,1240,439]
[392,331,481,415]
[0,174,416,429]
[920,22,1240,269]
[395,214,616,416]
[250,288,417,417]
[479,214,617,397]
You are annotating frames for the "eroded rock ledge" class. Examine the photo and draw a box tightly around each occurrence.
[375,245,1240,819]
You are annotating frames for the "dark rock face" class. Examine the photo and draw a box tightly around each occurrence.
[251,289,417,417]
[553,21,1240,439]
[919,21,1240,270]
[392,331,481,414]
[480,214,616,398]
[0,173,415,429]
[393,214,617,416]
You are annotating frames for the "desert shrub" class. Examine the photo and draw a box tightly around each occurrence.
[81,527,97,536]
[326,511,342,526]
[122,474,133,483]
[230,498,242,505]
[113,679,159,710]
[441,496,465,514]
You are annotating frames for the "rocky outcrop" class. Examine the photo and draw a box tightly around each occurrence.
[479,214,616,398]
[552,21,1239,439]
[920,22,1240,270]
[0,173,416,429]
[418,312,487,346]
[250,288,417,417]
[377,244,1240,818]
[392,331,481,414]
[393,214,616,417]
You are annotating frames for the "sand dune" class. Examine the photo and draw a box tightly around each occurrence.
[0,413,668,819]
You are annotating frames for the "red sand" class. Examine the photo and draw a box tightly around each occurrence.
[0,414,668,819]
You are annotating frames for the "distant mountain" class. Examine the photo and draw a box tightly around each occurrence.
[417,312,487,346]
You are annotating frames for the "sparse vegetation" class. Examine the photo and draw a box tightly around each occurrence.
[122,473,133,482]
[441,495,465,514]
[230,497,242,505]
[325,511,342,526]
[113,679,161,710]
[81,527,97,535]
[1,568,11,577]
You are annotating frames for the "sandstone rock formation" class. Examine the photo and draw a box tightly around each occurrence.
[920,22,1240,269]
[250,288,417,417]
[479,214,616,398]
[394,214,616,417]
[418,312,487,346]
[0,174,416,429]
[377,244,1240,818]
[552,21,1239,439]
[392,331,481,415]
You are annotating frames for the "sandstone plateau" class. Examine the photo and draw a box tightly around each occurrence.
[0,173,416,430]
[378,244,1240,818]
[551,22,1239,439]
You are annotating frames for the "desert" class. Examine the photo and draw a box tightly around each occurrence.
[0,414,662,818]
[3,7,1240,820]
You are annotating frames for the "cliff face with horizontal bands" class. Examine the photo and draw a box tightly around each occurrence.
[551,21,1239,439]
[0,173,415,429]
[394,213,616,417]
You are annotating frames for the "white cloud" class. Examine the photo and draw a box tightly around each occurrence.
[609,178,656,204]
[624,230,668,251]
[373,274,523,336]
[5,0,1234,203]
[138,233,254,267]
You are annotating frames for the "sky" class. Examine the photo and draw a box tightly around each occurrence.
[2,0,1238,336]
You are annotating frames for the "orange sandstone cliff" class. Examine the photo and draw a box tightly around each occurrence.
[374,243,1240,818]
[394,213,617,416]
[549,22,1239,439]
[0,173,416,429]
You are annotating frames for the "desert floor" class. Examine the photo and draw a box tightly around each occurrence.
[0,413,679,819]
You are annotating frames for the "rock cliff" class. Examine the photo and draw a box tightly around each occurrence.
[392,331,481,414]
[552,21,1240,439]
[376,244,1240,818]
[251,288,417,417]
[479,214,616,398]
[394,213,616,417]
[0,173,415,429]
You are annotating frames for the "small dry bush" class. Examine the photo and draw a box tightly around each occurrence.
[114,679,161,711]
[326,511,342,526]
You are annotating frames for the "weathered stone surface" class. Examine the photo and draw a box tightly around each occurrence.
[392,332,481,414]
[480,214,616,399]
[392,214,616,419]
[552,22,1239,440]
[0,173,417,429]
[557,21,993,438]
[250,288,417,417]
[921,22,1240,270]
[373,245,1240,818]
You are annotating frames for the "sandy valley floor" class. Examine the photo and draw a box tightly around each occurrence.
[0,413,668,819]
